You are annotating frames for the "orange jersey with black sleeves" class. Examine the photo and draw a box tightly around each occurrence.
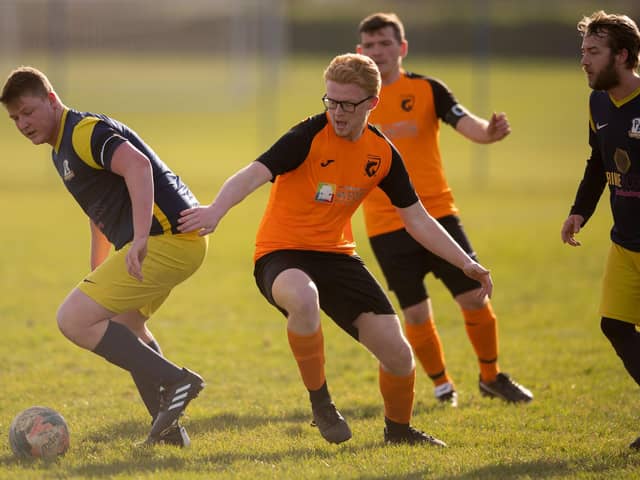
[362,71,468,237]
[254,112,419,261]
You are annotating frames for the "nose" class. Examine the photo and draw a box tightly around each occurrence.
[16,116,29,131]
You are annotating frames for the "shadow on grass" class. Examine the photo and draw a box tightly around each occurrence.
[3,435,638,479]
[432,453,640,480]
[75,402,383,445]
[191,403,383,432]
[69,439,381,478]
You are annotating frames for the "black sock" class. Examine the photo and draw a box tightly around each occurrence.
[601,317,640,385]
[385,417,409,432]
[131,339,163,421]
[93,320,183,386]
[309,381,331,409]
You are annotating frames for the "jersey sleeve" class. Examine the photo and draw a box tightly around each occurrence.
[569,122,606,224]
[377,145,420,208]
[71,116,127,171]
[429,77,469,128]
[256,117,317,178]
[91,121,128,170]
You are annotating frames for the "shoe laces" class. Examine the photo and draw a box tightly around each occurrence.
[313,402,341,425]
[434,382,455,398]
[496,373,523,391]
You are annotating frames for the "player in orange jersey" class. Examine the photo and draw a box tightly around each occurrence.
[357,13,533,407]
[179,53,492,445]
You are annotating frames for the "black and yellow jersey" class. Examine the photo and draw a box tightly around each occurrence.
[570,87,640,251]
[52,108,198,249]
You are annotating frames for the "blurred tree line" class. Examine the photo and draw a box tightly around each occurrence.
[1,0,638,59]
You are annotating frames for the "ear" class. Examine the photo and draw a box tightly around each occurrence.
[47,91,58,106]
[616,48,629,66]
[400,40,408,58]
[369,96,380,109]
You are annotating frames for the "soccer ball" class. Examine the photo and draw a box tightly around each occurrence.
[9,406,70,460]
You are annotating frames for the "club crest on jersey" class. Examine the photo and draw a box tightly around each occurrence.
[62,159,75,181]
[614,148,631,174]
[629,118,640,139]
[315,182,336,203]
[401,95,415,112]
[365,154,381,177]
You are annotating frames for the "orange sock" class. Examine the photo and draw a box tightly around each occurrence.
[287,327,325,391]
[379,366,415,424]
[463,302,499,383]
[405,319,452,387]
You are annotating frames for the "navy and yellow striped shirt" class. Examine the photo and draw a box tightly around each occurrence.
[52,108,198,249]
[571,87,640,251]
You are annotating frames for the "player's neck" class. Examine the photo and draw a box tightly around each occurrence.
[381,68,402,86]
[608,72,640,102]
[48,104,66,147]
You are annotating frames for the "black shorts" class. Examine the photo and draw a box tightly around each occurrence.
[254,249,395,339]
[368,215,480,309]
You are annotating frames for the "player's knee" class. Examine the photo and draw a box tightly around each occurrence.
[383,340,415,375]
[276,282,319,319]
[455,288,487,310]
[56,304,76,341]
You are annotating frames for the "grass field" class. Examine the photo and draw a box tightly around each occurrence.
[1,54,640,479]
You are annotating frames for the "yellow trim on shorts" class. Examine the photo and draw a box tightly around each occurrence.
[600,243,640,325]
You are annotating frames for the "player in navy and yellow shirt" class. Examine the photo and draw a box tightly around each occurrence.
[179,53,492,446]
[1,66,207,447]
[357,12,533,406]
[52,108,198,250]
[561,11,640,450]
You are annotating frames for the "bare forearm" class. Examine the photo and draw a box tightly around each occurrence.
[406,216,473,269]
[178,161,272,235]
[124,160,154,241]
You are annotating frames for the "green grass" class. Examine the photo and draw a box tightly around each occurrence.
[1,54,639,479]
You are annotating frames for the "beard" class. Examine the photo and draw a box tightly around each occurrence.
[590,55,620,91]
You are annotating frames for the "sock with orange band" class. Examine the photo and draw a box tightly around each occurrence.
[462,302,499,383]
[379,366,415,426]
[404,319,453,388]
[287,327,331,406]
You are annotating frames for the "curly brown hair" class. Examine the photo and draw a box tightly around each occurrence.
[578,11,640,70]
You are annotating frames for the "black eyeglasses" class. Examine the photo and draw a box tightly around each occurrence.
[322,94,373,113]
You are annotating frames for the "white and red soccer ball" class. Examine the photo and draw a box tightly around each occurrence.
[9,406,70,460]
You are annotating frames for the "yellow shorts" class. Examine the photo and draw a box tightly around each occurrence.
[78,232,208,317]
[600,242,640,325]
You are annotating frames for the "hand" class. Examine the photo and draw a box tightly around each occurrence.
[462,261,493,299]
[487,112,511,142]
[178,205,219,236]
[561,214,584,246]
[126,237,148,281]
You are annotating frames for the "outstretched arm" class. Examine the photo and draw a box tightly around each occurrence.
[397,201,493,298]
[455,111,510,144]
[178,161,273,235]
